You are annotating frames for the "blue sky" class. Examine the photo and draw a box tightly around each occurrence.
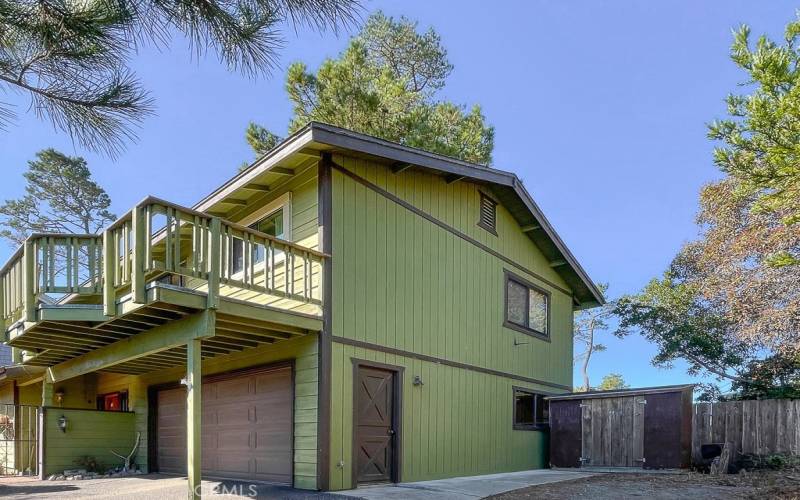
[0,1,795,390]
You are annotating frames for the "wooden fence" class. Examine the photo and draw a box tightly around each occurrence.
[692,399,800,464]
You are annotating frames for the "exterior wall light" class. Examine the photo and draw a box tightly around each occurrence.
[54,390,65,406]
[412,375,424,386]
[57,414,68,433]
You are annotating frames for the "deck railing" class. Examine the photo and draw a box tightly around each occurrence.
[0,196,326,328]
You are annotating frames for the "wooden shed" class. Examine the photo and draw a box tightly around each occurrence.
[547,384,694,470]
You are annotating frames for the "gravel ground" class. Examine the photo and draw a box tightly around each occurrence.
[488,470,800,500]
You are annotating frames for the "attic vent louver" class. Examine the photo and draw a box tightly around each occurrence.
[478,192,497,235]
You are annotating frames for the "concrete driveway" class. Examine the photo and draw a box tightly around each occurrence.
[338,470,595,499]
[0,475,348,499]
[0,470,592,499]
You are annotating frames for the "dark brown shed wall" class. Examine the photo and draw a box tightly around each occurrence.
[548,386,693,470]
[548,400,582,467]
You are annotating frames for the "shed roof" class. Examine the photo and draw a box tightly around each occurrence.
[545,384,696,401]
[194,122,604,308]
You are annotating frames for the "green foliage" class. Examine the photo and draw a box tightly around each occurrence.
[613,267,754,382]
[0,149,115,244]
[728,354,800,400]
[738,453,800,470]
[707,16,800,264]
[247,11,494,165]
[0,0,360,156]
[597,373,629,391]
[241,123,283,170]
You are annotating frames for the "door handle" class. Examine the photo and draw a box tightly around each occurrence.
[387,429,395,435]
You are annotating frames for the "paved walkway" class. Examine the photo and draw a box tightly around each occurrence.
[338,470,595,499]
[0,469,592,499]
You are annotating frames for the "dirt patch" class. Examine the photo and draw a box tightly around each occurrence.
[488,471,800,500]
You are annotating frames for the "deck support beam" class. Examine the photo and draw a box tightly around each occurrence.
[186,337,202,499]
[47,310,215,383]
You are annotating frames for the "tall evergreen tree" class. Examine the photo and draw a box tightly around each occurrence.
[245,12,494,166]
[0,0,360,156]
[0,149,115,244]
[708,15,800,266]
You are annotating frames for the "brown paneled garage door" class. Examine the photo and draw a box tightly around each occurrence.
[155,365,293,484]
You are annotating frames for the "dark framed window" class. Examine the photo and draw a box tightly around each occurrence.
[477,192,497,235]
[513,387,549,430]
[503,270,550,339]
[231,209,285,274]
[97,391,128,412]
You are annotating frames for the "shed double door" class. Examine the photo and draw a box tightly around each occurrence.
[581,396,645,467]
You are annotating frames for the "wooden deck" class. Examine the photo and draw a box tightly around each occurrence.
[0,196,326,375]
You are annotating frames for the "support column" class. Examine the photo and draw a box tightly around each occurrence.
[41,371,54,406]
[186,338,202,499]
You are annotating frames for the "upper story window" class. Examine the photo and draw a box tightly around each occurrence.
[231,194,291,275]
[513,387,549,430]
[477,192,497,235]
[504,271,549,339]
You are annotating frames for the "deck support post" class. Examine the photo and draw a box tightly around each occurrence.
[41,370,54,406]
[23,240,36,322]
[186,338,202,499]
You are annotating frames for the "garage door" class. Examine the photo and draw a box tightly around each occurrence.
[156,365,293,484]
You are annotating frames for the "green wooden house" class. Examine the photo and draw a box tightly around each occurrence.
[0,123,602,495]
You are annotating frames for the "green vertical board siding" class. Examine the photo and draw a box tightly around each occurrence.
[94,334,319,489]
[43,408,137,476]
[328,344,550,489]
[329,155,572,489]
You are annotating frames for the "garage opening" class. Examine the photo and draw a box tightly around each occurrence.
[153,363,293,484]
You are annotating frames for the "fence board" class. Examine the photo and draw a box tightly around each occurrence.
[692,399,799,465]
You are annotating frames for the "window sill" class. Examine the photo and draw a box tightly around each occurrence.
[503,320,550,342]
[513,424,549,432]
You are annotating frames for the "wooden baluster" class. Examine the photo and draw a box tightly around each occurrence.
[192,215,200,277]
[220,225,228,281]
[66,238,71,292]
[48,237,55,291]
[303,252,309,302]
[122,224,130,285]
[173,211,181,274]
[268,240,272,290]
[72,237,80,292]
[285,246,291,297]
[64,238,72,292]
[207,218,220,309]
[103,229,115,316]
[39,240,47,295]
[247,234,254,288]
[269,240,275,292]
[165,207,173,272]
[88,237,96,292]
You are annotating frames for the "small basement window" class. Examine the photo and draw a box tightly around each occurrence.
[504,271,550,338]
[477,192,497,234]
[513,388,549,430]
[97,391,128,412]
